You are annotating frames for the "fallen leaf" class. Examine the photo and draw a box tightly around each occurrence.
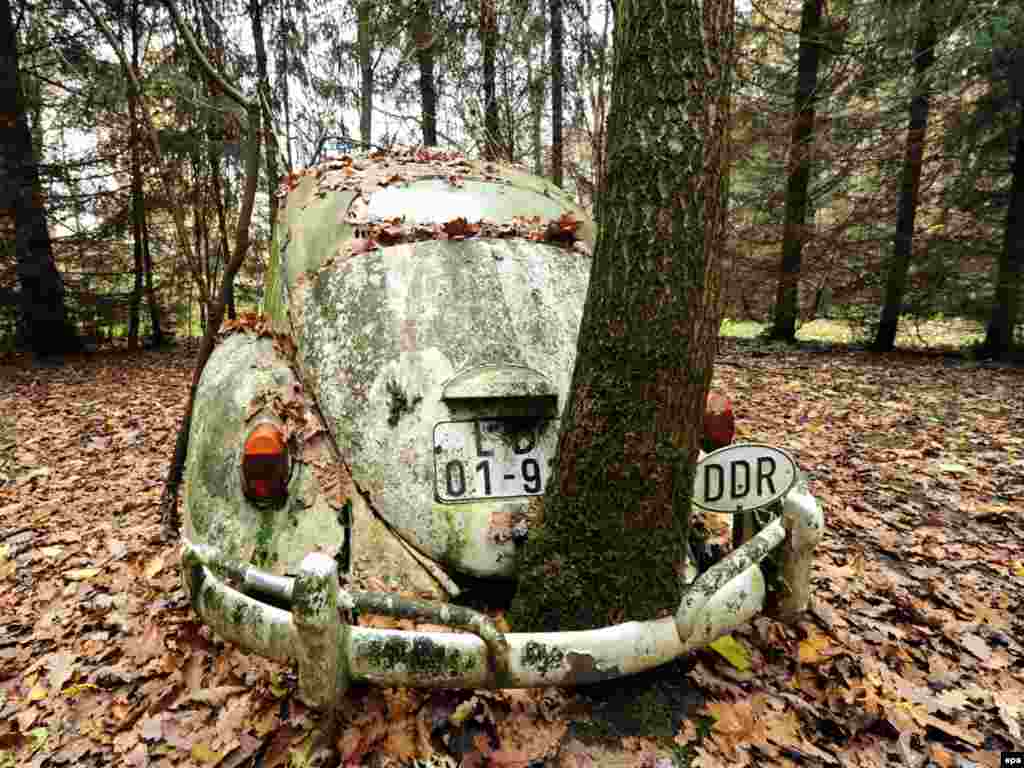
[46,651,76,690]
[349,238,378,255]
[191,742,224,764]
[960,633,989,660]
[709,635,752,671]
[798,628,840,664]
[144,555,164,579]
[63,567,99,581]
[17,706,39,731]
[140,714,164,742]
[27,684,47,702]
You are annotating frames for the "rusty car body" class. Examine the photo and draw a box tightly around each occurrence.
[180,149,824,710]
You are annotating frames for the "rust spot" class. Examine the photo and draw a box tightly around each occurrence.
[399,318,418,353]
[488,504,528,544]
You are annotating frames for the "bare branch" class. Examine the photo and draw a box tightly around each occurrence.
[160,0,252,110]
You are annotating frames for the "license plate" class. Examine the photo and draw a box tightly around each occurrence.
[433,419,552,502]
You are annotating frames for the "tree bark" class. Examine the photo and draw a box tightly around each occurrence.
[507,0,734,631]
[1,0,79,358]
[250,0,279,244]
[127,0,144,350]
[414,0,437,146]
[142,205,163,346]
[279,0,293,170]
[481,0,499,160]
[550,0,563,186]
[358,0,373,146]
[982,101,1024,359]
[769,0,823,342]
[529,26,544,176]
[873,8,937,352]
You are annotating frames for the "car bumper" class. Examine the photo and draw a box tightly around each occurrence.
[181,484,823,709]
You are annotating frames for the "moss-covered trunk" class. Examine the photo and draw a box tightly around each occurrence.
[507,0,734,632]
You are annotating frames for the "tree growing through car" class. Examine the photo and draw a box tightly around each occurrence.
[507,0,735,630]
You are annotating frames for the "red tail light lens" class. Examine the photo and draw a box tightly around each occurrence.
[703,391,735,452]
[242,422,290,503]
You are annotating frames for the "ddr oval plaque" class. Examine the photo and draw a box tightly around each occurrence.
[693,443,798,514]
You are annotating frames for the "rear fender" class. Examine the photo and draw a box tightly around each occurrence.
[182,333,350,575]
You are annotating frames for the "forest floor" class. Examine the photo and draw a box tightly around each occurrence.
[1,337,1022,768]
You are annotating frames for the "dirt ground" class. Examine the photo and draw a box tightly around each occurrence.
[1,338,1022,767]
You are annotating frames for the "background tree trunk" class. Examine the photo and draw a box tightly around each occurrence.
[250,0,279,245]
[550,0,563,186]
[769,0,823,342]
[508,0,734,631]
[415,0,437,146]
[142,211,163,345]
[873,8,938,352]
[358,0,372,146]
[529,35,544,176]
[1,0,79,357]
[481,0,499,159]
[982,101,1024,359]
[127,0,145,350]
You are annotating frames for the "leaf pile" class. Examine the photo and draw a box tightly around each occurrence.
[0,339,1021,767]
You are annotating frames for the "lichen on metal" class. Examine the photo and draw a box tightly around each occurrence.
[288,236,587,577]
[293,553,349,710]
[352,590,510,685]
[441,364,556,400]
[772,480,824,620]
[182,550,299,662]
[183,333,349,575]
[675,517,785,643]
[349,627,488,688]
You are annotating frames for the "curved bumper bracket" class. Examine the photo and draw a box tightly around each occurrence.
[293,554,350,710]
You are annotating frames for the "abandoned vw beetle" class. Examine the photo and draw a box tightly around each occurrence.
[181,150,823,708]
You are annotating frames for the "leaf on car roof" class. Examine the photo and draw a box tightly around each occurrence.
[443,217,480,239]
[349,238,378,255]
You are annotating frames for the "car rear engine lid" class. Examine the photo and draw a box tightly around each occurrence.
[441,363,556,401]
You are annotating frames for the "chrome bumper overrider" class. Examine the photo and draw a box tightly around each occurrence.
[181,486,823,709]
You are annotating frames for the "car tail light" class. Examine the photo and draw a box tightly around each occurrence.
[703,391,735,451]
[242,421,291,504]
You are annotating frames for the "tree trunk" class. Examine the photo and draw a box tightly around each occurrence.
[550,0,563,186]
[982,101,1024,360]
[529,30,544,176]
[873,9,938,352]
[481,0,499,160]
[769,0,823,342]
[128,144,144,349]
[358,0,373,146]
[414,0,437,146]
[279,0,293,169]
[142,208,163,346]
[1,0,79,358]
[130,0,162,347]
[250,0,278,247]
[508,0,734,631]
[127,0,144,350]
